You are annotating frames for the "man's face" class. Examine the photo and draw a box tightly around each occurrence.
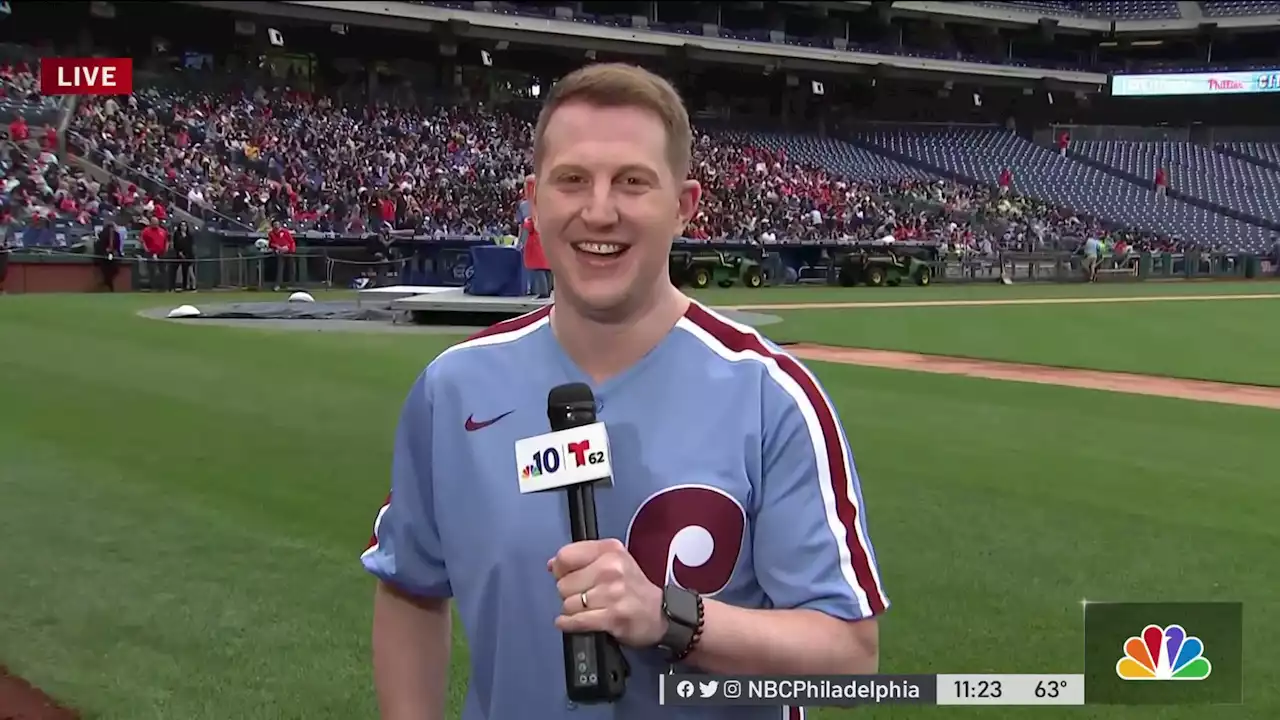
[528,102,699,320]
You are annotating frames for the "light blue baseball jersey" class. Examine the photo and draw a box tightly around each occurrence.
[361,300,889,720]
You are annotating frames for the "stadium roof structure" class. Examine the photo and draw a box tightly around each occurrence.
[187,0,1111,87]
[843,0,1280,35]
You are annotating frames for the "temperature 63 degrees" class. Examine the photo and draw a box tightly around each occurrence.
[937,675,1084,705]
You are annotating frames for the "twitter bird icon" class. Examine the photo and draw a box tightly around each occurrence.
[698,680,719,698]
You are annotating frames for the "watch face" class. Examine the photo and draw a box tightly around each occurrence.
[664,586,698,628]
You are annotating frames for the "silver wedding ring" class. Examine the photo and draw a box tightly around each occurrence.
[580,590,589,610]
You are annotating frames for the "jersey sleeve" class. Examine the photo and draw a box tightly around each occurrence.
[360,368,451,597]
[752,357,888,621]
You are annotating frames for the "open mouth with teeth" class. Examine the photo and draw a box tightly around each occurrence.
[573,241,629,259]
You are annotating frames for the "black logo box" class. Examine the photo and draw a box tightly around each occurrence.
[1084,601,1242,705]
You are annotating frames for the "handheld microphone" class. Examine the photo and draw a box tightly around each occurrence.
[547,382,630,704]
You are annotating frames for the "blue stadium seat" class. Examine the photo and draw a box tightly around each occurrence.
[1202,0,1280,17]
[1075,140,1280,236]
[976,0,1180,18]
[861,129,1270,251]
[1223,142,1280,167]
[720,131,937,182]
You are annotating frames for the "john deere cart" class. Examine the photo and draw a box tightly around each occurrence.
[670,250,765,289]
[837,250,931,287]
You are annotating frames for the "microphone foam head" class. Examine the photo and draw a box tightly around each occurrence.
[548,382,594,408]
[547,382,596,431]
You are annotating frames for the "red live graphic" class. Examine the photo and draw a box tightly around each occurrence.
[39,58,133,95]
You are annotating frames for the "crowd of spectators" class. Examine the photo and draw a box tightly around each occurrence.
[2,61,180,249]
[683,136,1169,256]
[61,80,1125,252]
[69,86,533,239]
[0,60,1195,258]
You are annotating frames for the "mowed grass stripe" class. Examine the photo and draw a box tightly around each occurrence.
[0,438,381,720]
[767,298,1280,387]
[688,279,1280,307]
[728,292,1280,311]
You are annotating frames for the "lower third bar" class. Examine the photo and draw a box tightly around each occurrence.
[660,674,937,706]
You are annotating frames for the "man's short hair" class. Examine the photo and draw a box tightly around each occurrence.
[532,63,692,179]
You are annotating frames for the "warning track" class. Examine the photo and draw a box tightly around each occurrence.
[788,344,1280,410]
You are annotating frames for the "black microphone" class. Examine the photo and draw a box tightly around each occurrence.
[547,382,630,704]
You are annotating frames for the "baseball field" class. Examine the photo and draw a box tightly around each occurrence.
[1,280,1277,719]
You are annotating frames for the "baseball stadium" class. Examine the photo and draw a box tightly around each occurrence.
[1,0,1279,718]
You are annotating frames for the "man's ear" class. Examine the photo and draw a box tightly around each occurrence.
[676,179,702,235]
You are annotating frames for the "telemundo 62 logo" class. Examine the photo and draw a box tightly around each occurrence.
[514,422,612,494]
[1116,624,1212,681]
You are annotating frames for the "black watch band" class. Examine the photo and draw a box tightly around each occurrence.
[658,584,704,663]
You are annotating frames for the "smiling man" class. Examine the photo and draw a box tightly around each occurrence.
[362,63,889,720]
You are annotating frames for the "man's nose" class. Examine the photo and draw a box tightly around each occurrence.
[578,182,620,228]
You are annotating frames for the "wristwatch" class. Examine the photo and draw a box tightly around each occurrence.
[657,584,704,662]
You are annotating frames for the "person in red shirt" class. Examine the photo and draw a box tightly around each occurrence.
[1057,130,1070,157]
[8,116,28,143]
[42,125,57,152]
[267,219,297,291]
[520,213,551,298]
[140,217,170,290]
[1154,167,1168,197]
[379,195,396,226]
[998,167,1012,195]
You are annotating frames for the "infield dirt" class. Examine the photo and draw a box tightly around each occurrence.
[788,344,1280,410]
[0,666,78,720]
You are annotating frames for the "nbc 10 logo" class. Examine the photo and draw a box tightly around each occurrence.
[1116,624,1211,681]
[520,439,605,479]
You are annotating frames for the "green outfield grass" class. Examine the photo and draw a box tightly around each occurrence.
[689,278,1280,307]
[0,287,1276,720]
[768,298,1280,386]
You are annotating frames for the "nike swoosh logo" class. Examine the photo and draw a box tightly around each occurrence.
[465,411,513,432]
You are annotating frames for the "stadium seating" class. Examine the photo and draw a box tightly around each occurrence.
[1202,0,1280,17]
[56,76,1080,250]
[1073,140,1280,231]
[861,129,1272,251]
[983,1,1087,16]
[724,131,937,183]
[56,75,1276,253]
[981,1,1182,18]
[703,130,1123,250]
[1221,142,1280,167]
[410,0,1084,70]
[0,32,1258,257]
[687,131,956,243]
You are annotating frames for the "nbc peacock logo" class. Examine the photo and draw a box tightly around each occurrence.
[1116,624,1212,681]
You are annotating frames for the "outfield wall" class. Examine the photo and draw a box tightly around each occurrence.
[3,232,1273,292]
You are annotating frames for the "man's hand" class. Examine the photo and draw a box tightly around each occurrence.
[548,538,665,648]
